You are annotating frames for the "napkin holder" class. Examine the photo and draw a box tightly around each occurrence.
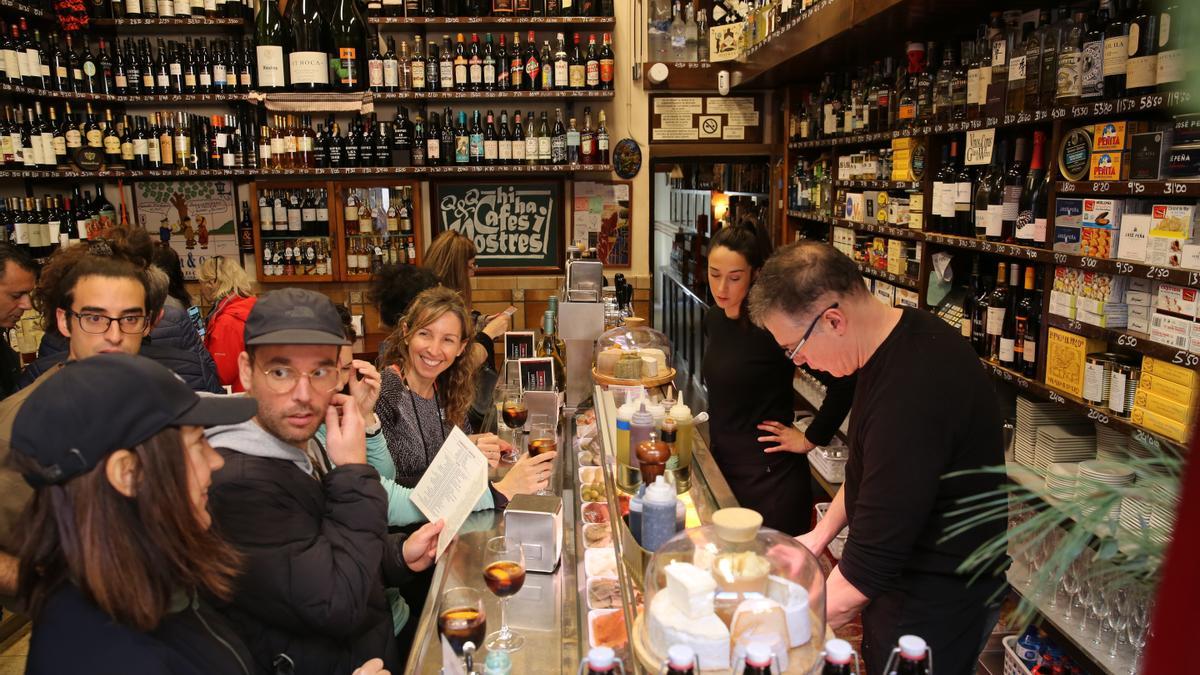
[504,494,563,573]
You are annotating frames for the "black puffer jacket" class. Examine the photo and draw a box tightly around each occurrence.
[206,418,410,675]
[20,307,222,393]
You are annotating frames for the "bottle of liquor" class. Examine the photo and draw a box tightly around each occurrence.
[482,33,496,91]
[896,42,922,129]
[539,39,553,90]
[972,148,993,240]
[999,137,1026,243]
[1016,265,1038,377]
[1055,11,1084,105]
[599,33,614,90]
[468,109,484,164]
[596,109,609,164]
[1016,130,1047,246]
[1081,5,1106,101]
[440,109,455,164]
[933,45,956,123]
[467,33,482,91]
[329,0,366,91]
[985,261,1009,362]
[549,108,565,164]
[288,0,329,91]
[1125,0,1158,95]
[539,309,567,389]
[585,33,599,90]
[931,143,952,232]
[1103,0,1129,98]
[579,107,595,164]
[523,31,540,90]
[568,32,585,90]
[454,110,469,164]
[999,263,1020,368]
[524,109,538,164]
[1155,3,1183,88]
[367,30,384,91]
[452,33,467,91]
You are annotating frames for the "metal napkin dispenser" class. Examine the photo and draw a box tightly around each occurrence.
[565,259,604,302]
[503,494,563,573]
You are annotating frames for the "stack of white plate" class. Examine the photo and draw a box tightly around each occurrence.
[1096,425,1129,462]
[1119,495,1150,533]
[1149,481,1181,545]
[1077,460,1136,521]
[1045,462,1080,501]
[1015,397,1083,468]
[1034,424,1096,471]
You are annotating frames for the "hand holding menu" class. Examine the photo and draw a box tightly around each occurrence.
[410,426,491,560]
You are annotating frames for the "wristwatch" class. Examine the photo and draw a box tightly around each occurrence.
[365,413,382,436]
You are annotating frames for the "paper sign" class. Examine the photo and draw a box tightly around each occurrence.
[503,332,536,360]
[722,126,745,140]
[410,427,490,560]
[518,357,557,391]
[965,128,997,166]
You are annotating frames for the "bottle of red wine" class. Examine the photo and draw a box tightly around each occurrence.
[287,0,329,91]
[329,0,366,91]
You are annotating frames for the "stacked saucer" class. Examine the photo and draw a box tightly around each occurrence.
[1096,425,1129,462]
[1033,424,1096,471]
[1045,462,1079,502]
[1077,460,1136,521]
[1119,495,1150,534]
[1149,481,1181,545]
[1016,397,1083,469]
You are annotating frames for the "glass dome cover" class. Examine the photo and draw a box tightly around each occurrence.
[633,508,826,674]
[592,317,675,387]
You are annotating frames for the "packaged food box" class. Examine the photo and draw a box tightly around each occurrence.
[1053,266,1084,294]
[1054,198,1085,253]
[1128,278,1155,293]
[909,193,925,231]
[1093,121,1146,152]
[1078,307,1128,328]
[1080,198,1124,258]
[873,281,895,306]
[1155,284,1199,318]
[1150,204,1198,239]
[1150,312,1192,349]
[1129,304,1152,321]
[1130,130,1171,180]
[846,192,866,223]
[1078,271,1128,305]
[1142,355,1199,388]
[1088,150,1127,181]
[1129,314,1151,334]
[896,287,919,308]
[1147,234,1190,268]
[1140,373,1196,403]
[1166,144,1200,180]
[1045,327,1107,398]
[1130,406,1190,444]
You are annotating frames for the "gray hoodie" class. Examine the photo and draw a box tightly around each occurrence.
[205,417,328,476]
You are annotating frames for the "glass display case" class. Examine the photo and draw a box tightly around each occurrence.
[592,317,676,388]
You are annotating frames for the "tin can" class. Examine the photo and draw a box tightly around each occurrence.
[1107,356,1141,417]
[1083,352,1116,406]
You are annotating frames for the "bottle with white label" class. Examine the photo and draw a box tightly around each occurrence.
[287,0,330,91]
[998,264,1020,368]
[1124,0,1158,95]
[985,261,1009,361]
[1155,4,1183,87]
[255,0,289,90]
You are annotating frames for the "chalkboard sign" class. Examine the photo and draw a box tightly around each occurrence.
[433,180,564,273]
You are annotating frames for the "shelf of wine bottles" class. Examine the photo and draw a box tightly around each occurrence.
[90,17,246,26]
[0,164,611,178]
[0,0,48,20]
[368,16,613,25]
[340,185,418,277]
[787,90,1195,152]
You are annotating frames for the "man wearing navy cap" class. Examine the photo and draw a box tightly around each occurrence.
[205,288,443,675]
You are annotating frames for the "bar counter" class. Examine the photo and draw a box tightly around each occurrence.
[402,383,742,674]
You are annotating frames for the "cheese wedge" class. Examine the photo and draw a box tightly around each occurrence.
[647,593,730,671]
[665,562,716,619]
[767,575,812,648]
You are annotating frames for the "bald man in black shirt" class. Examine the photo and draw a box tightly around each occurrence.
[749,241,1008,675]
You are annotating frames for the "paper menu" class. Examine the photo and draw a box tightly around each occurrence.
[411,426,490,560]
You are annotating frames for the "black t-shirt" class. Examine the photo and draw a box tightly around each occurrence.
[840,308,1007,600]
[702,307,795,466]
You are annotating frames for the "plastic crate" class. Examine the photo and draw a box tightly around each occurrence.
[1002,636,1033,675]
[814,502,850,559]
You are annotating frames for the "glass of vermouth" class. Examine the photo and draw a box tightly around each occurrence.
[437,587,487,664]
[528,418,557,496]
[482,536,527,652]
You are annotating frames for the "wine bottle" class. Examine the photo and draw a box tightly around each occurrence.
[999,137,1026,243]
[1016,131,1047,246]
[985,261,1009,361]
[1102,0,1129,98]
[999,264,1020,368]
[1155,3,1183,88]
[1124,0,1157,95]
[1016,266,1038,377]
[329,0,366,91]
[287,0,329,91]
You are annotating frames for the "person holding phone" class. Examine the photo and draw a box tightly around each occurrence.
[205,288,444,674]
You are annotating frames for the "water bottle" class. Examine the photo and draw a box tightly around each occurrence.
[641,476,677,552]
[1015,626,1041,669]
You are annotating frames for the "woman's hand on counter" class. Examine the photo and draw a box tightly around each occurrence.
[470,433,511,468]
[757,421,816,454]
[494,451,556,498]
[402,519,445,573]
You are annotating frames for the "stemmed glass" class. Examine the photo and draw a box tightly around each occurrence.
[501,387,528,461]
[1107,584,1131,660]
[528,417,557,496]
[1126,588,1150,674]
[482,535,527,652]
[437,587,487,666]
[1089,580,1111,646]
[1078,578,1098,633]
[1060,559,1082,621]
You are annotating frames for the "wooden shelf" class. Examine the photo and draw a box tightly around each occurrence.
[90,16,246,27]
[786,90,1194,151]
[0,82,247,104]
[1044,314,1200,371]
[980,360,1185,450]
[834,178,922,191]
[368,15,614,26]
[1056,180,1198,198]
[854,261,918,289]
[0,0,50,19]
[374,89,614,101]
[0,164,611,180]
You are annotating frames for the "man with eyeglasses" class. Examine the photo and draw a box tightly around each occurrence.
[0,243,35,401]
[205,288,443,675]
[748,241,1006,675]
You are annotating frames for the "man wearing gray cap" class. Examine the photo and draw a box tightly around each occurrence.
[205,288,443,675]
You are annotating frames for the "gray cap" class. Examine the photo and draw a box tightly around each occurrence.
[243,288,350,347]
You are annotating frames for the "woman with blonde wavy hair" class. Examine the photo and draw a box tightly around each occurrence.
[196,256,256,393]
[374,287,551,501]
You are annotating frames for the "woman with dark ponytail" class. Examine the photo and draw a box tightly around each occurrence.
[701,221,856,534]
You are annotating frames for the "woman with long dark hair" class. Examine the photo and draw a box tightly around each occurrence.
[701,222,855,535]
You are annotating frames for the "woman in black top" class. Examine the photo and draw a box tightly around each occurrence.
[701,223,856,535]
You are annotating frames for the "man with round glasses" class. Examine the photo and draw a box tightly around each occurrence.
[205,288,442,674]
[748,241,1007,675]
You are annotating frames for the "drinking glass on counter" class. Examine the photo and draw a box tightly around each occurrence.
[482,535,527,652]
[528,417,557,496]
[437,587,487,664]
[501,387,528,460]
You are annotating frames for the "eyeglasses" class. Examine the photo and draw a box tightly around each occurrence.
[69,310,148,335]
[258,363,352,394]
[783,302,839,362]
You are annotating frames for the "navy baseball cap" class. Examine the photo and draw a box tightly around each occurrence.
[12,354,257,487]
[243,288,350,347]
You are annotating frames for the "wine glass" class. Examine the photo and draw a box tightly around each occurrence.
[1060,559,1082,621]
[1089,580,1111,646]
[1078,578,1098,633]
[1107,584,1130,660]
[528,419,557,496]
[501,388,528,460]
[437,587,487,664]
[482,535,526,652]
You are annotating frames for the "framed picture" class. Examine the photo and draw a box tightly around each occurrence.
[573,180,632,268]
[432,179,564,273]
[133,180,239,280]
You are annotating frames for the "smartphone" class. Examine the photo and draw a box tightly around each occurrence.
[502,306,518,318]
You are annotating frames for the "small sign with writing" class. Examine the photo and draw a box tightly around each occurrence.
[434,180,563,273]
[518,357,556,392]
[709,21,744,62]
[965,128,997,166]
[504,331,536,361]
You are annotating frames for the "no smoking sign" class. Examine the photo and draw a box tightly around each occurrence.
[699,115,722,139]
